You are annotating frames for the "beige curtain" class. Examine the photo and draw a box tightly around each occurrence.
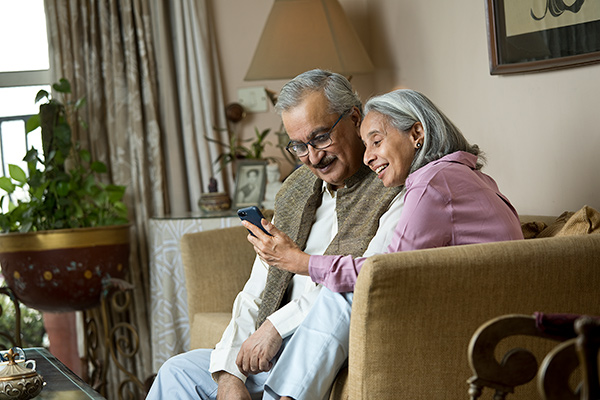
[45,0,163,396]
[150,0,232,213]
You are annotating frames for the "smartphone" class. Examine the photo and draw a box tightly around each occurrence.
[237,206,272,237]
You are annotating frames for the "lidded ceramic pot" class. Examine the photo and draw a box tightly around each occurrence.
[0,349,44,400]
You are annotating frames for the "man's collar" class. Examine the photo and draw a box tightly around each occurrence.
[343,164,372,189]
[320,164,372,195]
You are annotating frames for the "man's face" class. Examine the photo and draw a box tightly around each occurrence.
[282,91,365,189]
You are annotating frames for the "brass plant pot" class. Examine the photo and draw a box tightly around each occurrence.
[0,225,130,312]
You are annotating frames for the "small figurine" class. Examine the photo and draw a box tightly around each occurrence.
[208,177,218,193]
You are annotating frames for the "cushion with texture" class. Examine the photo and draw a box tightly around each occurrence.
[521,221,547,239]
[556,205,600,236]
[190,312,232,350]
[537,211,574,238]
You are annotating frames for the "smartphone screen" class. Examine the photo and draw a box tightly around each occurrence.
[237,206,272,236]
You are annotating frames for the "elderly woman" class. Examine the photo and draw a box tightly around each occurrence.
[244,89,523,294]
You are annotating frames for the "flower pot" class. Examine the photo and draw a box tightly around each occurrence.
[0,225,130,312]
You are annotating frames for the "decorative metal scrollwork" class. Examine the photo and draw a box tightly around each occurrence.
[83,278,144,399]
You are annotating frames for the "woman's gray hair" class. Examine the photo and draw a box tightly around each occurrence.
[275,69,363,116]
[364,89,484,173]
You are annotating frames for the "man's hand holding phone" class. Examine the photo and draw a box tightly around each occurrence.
[238,207,311,275]
[237,206,272,237]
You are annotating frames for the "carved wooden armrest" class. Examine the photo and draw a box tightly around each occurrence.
[467,314,573,400]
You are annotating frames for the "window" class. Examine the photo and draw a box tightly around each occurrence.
[0,0,52,212]
[0,1,51,347]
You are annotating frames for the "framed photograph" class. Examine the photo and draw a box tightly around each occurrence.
[485,0,600,74]
[232,160,268,209]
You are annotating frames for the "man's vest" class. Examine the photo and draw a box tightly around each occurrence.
[256,164,402,328]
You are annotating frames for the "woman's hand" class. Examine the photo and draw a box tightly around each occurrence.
[242,219,310,275]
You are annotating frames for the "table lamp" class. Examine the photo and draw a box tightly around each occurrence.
[245,0,374,81]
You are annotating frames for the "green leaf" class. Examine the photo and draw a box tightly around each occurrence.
[35,90,49,103]
[19,221,32,233]
[80,149,91,163]
[0,177,15,193]
[105,184,126,202]
[90,161,107,173]
[53,78,71,94]
[26,114,41,133]
[23,148,38,163]
[56,181,70,197]
[54,122,72,152]
[9,164,27,184]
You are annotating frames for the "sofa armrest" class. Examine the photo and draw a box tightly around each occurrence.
[348,234,600,400]
[181,225,256,320]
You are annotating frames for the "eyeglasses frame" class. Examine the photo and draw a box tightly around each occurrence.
[285,111,348,157]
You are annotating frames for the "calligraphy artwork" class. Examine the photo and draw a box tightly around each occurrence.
[485,0,600,74]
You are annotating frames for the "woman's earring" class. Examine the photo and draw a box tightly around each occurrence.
[416,142,422,149]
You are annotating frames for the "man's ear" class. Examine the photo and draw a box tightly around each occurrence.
[350,106,362,127]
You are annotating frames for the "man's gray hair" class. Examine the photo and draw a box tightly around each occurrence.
[364,89,484,173]
[275,69,363,116]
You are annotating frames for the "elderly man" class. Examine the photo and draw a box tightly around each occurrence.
[147,69,404,399]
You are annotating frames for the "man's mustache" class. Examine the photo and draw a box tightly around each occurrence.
[312,155,336,169]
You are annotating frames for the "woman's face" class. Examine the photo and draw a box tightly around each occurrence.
[360,111,423,187]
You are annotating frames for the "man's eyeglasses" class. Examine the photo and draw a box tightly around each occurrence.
[285,112,347,157]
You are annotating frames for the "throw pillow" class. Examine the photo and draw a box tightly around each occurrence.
[555,205,600,236]
[521,221,547,239]
[536,211,574,238]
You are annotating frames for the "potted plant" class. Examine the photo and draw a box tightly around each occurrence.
[0,78,130,312]
[208,126,276,171]
[200,125,277,212]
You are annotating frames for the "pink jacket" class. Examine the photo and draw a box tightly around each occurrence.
[308,151,524,292]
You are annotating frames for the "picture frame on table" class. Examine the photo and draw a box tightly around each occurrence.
[485,0,600,75]
[232,160,268,209]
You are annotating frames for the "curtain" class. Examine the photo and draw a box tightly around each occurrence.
[44,0,230,396]
[150,0,232,213]
[45,0,163,397]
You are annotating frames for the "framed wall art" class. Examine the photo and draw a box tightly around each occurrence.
[485,0,600,74]
[232,160,267,209]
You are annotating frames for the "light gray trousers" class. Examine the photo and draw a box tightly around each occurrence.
[146,288,352,400]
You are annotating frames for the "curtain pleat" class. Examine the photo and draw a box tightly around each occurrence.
[162,0,232,210]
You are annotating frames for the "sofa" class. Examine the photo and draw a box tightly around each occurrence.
[181,206,600,399]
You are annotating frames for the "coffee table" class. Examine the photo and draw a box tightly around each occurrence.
[23,347,105,399]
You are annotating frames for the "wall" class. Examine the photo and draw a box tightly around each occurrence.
[211,0,600,216]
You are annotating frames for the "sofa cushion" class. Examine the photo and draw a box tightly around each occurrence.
[555,205,600,236]
[531,205,600,238]
[190,312,232,350]
[536,211,574,238]
[520,221,547,239]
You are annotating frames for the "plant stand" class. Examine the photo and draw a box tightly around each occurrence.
[83,278,145,399]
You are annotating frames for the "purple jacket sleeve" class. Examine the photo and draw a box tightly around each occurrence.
[308,182,451,292]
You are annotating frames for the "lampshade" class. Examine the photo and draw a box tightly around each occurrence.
[244,0,374,81]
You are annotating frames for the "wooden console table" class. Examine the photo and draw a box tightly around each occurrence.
[149,211,241,371]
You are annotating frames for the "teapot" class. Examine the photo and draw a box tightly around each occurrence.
[0,349,44,400]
